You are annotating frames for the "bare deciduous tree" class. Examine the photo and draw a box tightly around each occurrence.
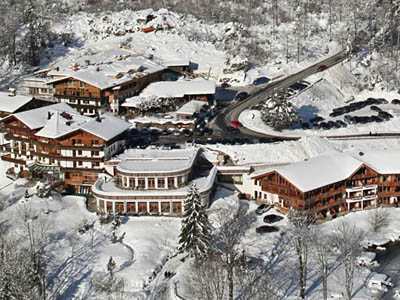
[287,209,315,299]
[368,207,391,233]
[313,231,333,300]
[332,221,364,300]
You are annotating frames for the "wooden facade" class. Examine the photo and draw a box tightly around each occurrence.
[254,164,400,218]
[1,115,126,192]
[52,70,164,116]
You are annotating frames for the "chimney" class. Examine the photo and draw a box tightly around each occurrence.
[47,112,52,120]
[8,88,16,97]
[359,151,364,156]
[85,59,91,66]
[56,67,60,71]
[96,113,102,122]
[95,66,100,72]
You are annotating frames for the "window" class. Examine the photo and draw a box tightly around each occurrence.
[158,178,165,188]
[77,139,82,144]
[148,178,155,188]
[93,162,100,167]
[78,161,83,166]
[138,178,145,189]
[77,150,82,155]
[80,82,87,88]
[168,177,175,188]
[91,151,99,156]
[91,140,99,145]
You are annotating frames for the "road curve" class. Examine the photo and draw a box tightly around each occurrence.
[212,50,347,140]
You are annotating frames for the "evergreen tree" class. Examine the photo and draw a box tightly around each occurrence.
[178,182,212,259]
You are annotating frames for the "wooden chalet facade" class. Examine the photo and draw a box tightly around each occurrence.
[50,69,164,116]
[43,49,166,116]
[1,103,130,193]
[252,152,400,218]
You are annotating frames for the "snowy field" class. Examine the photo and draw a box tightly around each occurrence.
[206,136,400,166]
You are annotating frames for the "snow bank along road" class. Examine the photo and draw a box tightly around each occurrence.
[212,50,347,139]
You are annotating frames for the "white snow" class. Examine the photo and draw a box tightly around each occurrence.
[252,153,363,192]
[176,100,207,116]
[0,92,34,113]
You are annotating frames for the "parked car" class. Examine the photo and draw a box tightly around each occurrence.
[310,116,325,123]
[344,115,355,124]
[392,99,400,105]
[231,120,243,128]
[376,98,389,104]
[182,129,193,137]
[236,91,249,101]
[378,111,393,120]
[302,122,310,129]
[327,120,340,128]
[204,128,213,136]
[256,204,273,215]
[329,110,344,117]
[253,77,270,85]
[370,105,382,112]
[336,120,347,127]
[173,130,181,136]
[227,126,240,133]
[263,214,284,224]
[370,115,384,123]
[317,65,328,72]
[256,225,279,234]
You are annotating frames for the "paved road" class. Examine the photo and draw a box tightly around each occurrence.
[211,50,347,139]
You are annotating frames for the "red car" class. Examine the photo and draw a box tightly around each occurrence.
[317,65,328,72]
[231,120,243,128]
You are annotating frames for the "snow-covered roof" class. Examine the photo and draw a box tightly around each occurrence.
[351,150,400,174]
[135,77,215,98]
[252,153,363,192]
[47,49,165,90]
[116,148,199,174]
[93,166,217,197]
[176,100,206,116]
[165,59,190,67]
[35,111,130,141]
[12,103,76,129]
[0,92,34,113]
[12,103,129,140]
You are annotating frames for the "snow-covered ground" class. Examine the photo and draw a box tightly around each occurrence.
[206,135,400,166]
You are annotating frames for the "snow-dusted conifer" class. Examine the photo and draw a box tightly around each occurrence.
[261,90,300,130]
[178,182,212,259]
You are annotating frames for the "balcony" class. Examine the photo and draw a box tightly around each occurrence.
[346,184,378,193]
[346,194,378,203]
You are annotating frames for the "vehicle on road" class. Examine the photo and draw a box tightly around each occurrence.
[227,126,240,133]
[317,65,328,72]
[204,128,213,136]
[173,130,181,136]
[253,77,270,85]
[231,120,243,128]
[256,225,279,234]
[182,129,193,137]
[256,204,273,215]
[235,91,249,101]
[263,214,284,224]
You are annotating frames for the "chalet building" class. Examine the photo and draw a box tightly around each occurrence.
[45,49,165,116]
[251,151,400,218]
[0,91,53,148]
[122,77,216,117]
[91,148,217,215]
[1,103,130,193]
[164,59,191,73]
[22,69,54,100]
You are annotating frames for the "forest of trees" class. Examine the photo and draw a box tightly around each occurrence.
[0,0,399,87]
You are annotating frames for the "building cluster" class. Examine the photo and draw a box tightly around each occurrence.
[1,48,399,217]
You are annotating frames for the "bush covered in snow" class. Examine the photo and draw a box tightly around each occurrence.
[261,92,300,130]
